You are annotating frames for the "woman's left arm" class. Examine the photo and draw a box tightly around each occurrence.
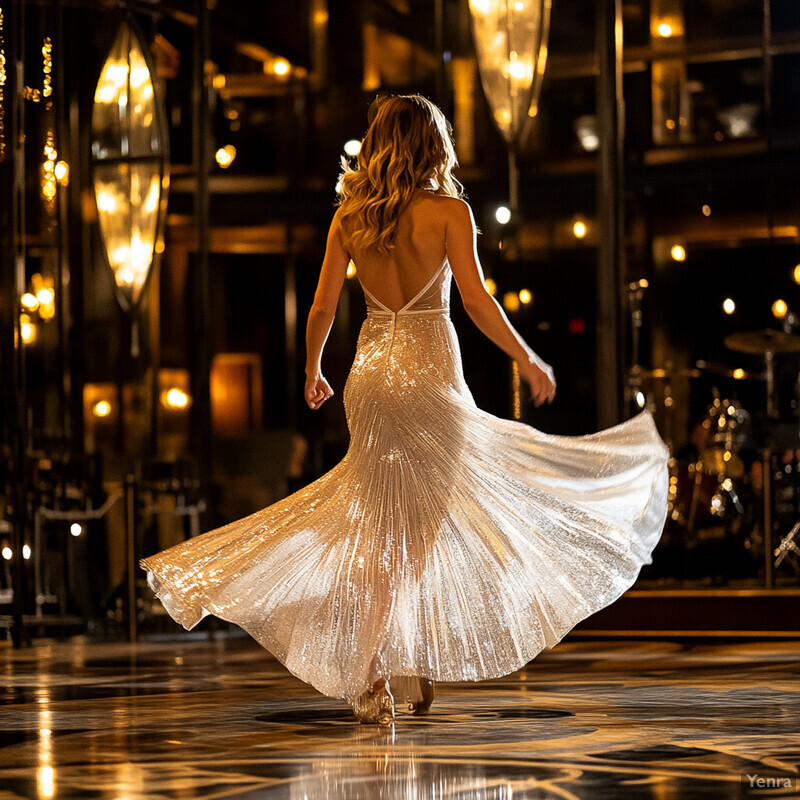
[304,210,350,410]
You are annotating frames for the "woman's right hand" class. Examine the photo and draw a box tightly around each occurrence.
[520,356,556,406]
[305,374,334,410]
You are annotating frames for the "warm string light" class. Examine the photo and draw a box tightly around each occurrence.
[43,38,56,213]
[24,36,53,105]
[22,37,58,212]
[42,37,53,103]
[41,130,58,212]
[0,7,6,160]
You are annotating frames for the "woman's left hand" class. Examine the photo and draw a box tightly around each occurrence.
[305,374,334,410]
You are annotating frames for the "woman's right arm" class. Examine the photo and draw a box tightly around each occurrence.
[445,198,556,406]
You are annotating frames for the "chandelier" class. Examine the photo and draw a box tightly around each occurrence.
[91,20,168,352]
[469,0,552,208]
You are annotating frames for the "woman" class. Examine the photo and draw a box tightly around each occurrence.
[141,94,669,726]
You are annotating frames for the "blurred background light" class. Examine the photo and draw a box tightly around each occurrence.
[215,144,237,168]
[503,292,520,313]
[572,218,588,239]
[772,299,788,319]
[495,205,511,225]
[670,244,686,261]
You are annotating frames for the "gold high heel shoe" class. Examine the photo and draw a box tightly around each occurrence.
[411,677,434,716]
[354,680,395,725]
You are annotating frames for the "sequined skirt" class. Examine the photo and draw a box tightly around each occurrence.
[141,311,669,706]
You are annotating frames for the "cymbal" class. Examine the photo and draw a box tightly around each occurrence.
[631,366,702,379]
[631,363,764,381]
[724,330,800,355]
[694,361,766,380]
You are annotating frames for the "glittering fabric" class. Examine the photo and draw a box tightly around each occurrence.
[140,256,670,710]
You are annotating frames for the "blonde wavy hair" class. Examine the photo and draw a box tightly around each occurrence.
[336,94,464,254]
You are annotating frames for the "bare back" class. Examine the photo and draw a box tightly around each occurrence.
[347,191,449,314]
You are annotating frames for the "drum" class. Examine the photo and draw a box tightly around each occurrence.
[669,397,750,532]
[669,459,732,531]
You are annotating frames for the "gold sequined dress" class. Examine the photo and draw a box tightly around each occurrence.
[140,255,670,709]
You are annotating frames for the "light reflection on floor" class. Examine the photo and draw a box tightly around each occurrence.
[1,635,799,798]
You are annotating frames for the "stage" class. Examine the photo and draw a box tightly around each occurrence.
[1,634,798,799]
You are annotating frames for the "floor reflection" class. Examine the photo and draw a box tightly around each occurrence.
[290,749,515,800]
[1,635,798,799]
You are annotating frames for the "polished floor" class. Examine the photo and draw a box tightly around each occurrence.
[1,633,799,799]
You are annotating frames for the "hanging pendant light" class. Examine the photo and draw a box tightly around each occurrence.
[91,19,168,355]
[469,0,552,209]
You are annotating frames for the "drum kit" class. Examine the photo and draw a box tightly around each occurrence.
[628,282,800,585]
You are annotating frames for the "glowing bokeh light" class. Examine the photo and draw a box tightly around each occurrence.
[495,205,511,225]
[503,291,520,312]
[215,145,237,169]
[670,244,686,262]
[93,400,112,418]
[572,219,588,239]
[163,388,191,409]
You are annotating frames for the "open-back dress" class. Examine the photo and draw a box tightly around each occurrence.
[140,253,670,710]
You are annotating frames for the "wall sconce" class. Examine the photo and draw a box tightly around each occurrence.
[469,0,552,210]
[90,19,168,356]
